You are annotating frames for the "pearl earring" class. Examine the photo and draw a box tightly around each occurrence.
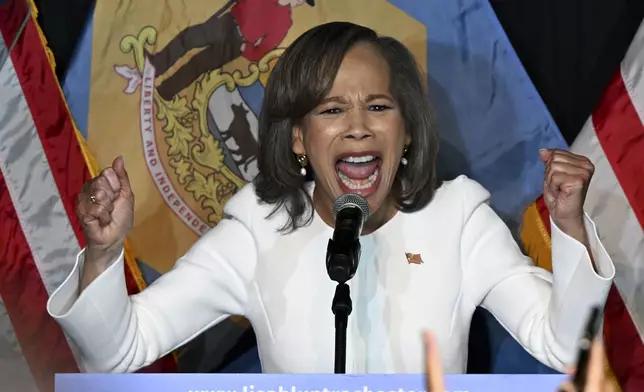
[297,155,308,176]
[401,145,409,166]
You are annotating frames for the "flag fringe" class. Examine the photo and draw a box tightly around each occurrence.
[24,0,55,68]
[520,202,553,271]
[521,201,622,391]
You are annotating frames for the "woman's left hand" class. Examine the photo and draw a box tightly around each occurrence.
[540,149,594,234]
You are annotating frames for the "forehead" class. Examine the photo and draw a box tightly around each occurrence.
[328,43,391,95]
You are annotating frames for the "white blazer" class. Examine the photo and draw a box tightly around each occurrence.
[47,175,614,374]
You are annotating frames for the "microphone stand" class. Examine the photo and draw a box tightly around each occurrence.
[326,237,360,374]
[326,196,367,374]
[332,282,352,373]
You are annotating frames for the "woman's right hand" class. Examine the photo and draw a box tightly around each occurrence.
[76,156,134,265]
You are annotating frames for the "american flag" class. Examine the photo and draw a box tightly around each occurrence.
[521,19,644,392]
[0,1,174,390]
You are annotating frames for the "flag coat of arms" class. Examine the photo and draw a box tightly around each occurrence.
[88,0,432,274]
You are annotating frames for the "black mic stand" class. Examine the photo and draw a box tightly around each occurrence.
[332,282,352,373]
[326,238,360,374]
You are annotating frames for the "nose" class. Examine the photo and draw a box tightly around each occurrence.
[342,109,373,141]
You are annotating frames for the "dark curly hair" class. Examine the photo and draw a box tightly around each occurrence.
[253,21,438,232]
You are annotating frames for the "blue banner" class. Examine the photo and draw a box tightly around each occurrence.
[55,374,568,392]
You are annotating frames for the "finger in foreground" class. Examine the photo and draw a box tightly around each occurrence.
[556,381,576,392]
[602,380,618,392]
[563,379,619,392]
[424,332,445,392]
[584,339,607,392]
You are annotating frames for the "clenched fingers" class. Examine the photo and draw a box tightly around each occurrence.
[77,189,111,228]
[77,169,120,228]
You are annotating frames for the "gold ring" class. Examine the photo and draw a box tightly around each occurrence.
[89,194,97,204]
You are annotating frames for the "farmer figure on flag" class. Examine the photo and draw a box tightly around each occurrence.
[147,0,315,100]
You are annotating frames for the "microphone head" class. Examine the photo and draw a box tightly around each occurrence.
[332,194,370,224]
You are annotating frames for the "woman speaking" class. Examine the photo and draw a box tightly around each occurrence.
[47,22,614,374]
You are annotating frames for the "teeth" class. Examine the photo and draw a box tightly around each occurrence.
[338,168,379,190]
[341,155,376,163]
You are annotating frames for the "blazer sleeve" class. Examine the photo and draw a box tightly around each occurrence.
[459,178,614,371]
[46,214,257,373]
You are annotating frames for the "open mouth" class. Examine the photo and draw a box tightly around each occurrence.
[335,153,382,197]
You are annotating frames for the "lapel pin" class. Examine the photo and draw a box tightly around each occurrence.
[405,252,424,264]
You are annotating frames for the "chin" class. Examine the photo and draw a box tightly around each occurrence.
[365,196,388,218]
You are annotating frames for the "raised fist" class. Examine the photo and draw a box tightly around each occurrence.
[76,156,134,259]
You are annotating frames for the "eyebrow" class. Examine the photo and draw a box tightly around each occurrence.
[366,94,395,103]
[318,94,395,105]
[319,96,347,105]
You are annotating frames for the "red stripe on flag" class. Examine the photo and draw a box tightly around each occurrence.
[593,71,644,227]
[0,171,79,392]
[604,286,644,390]
[591,69,644,391]
[535,196,551,232]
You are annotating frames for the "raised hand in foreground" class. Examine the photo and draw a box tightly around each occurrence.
[556,338,617,392]
[423,333,617,392]
[423,332,445,392]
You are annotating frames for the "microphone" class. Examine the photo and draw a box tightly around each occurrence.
[326,194,370,284]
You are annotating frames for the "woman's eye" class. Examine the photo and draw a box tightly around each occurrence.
[368,105,391,111]
[321,108,343,115]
